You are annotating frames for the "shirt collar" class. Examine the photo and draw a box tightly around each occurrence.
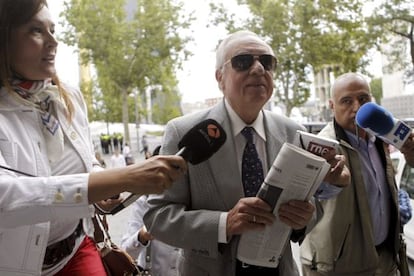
[224,99,266,141]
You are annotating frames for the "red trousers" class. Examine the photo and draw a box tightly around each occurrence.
[54,236,106,276]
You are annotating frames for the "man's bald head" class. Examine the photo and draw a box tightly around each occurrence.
[329,73,372,134]
[331,72,370,100]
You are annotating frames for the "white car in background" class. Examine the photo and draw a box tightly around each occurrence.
[392,150,414,260]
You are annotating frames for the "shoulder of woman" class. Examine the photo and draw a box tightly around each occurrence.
[60,82,81,96]
[59,82,85,105]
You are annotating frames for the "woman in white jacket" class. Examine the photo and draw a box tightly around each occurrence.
[0,0,187,275]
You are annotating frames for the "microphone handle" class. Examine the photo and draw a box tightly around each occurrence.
[174,146,189,167]
[109,146,189,215]
[175,146,186,157]
[108,146,188,214]
[109,193,141,214]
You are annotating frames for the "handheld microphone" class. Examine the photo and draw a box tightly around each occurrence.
[355,102,411,149]
[176,118,227,164]
[106,119,227,215]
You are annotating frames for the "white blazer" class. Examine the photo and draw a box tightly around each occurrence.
[0,84,99,275]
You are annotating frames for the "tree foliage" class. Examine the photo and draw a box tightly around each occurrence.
[368,0,414,83]
[210,0,376,116]
[60,0,193,141]
[370,77,383,104]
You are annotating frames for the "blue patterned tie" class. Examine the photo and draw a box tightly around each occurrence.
[241,127,264,196]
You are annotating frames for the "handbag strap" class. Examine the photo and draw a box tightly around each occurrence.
[145,242,152,270]
[92,214,111,243]
[0,164,35,176]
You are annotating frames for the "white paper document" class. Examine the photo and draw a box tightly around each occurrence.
[236,142,331,267]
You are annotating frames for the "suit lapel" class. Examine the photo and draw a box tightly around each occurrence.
[207,102,244,210]
[263,111,285,169]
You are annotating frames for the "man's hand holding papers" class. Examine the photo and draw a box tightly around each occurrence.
[295,130,350,187]
[236,133,350,268]
[237,142,331,267]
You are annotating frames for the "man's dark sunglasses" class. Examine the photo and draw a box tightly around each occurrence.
[226,54,277,72]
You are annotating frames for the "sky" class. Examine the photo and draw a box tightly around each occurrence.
[48,1,79,85]
[48,1,382,104]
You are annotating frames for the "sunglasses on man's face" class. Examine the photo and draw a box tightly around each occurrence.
[226,54,277,72]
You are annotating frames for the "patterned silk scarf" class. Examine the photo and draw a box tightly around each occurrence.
[11,78,64,163]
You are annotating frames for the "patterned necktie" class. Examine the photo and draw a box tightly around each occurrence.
[241,127,264,196]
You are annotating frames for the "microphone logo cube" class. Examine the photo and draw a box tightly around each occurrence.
[393,123,411,142]
[207,124,221,138]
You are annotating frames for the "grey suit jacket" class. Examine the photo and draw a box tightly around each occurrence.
[144,100,318,276]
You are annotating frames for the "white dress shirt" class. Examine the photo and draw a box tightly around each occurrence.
[218,100,267,243]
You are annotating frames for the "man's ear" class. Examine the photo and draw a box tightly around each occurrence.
[329,99,334,110]
[215,69,224,91]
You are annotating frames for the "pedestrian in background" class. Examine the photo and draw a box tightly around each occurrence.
[141,134,150,158]
[110,147,126,168]
[123,142,134,165]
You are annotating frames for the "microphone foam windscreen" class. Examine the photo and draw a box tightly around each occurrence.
[178,119,226,164]
[355,102,395,136]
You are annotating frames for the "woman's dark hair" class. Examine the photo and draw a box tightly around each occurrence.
[0,0,74,120]
[0,0,47,86]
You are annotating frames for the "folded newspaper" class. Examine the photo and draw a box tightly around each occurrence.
[236,142,331,267]
[294,130,339,156]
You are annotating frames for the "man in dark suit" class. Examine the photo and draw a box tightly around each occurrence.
[144,30,349,276]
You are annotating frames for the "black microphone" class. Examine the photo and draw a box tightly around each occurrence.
[176,118,227,164]
[106,119,227,215]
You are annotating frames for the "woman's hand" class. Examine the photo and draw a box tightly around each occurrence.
[88,155,187,204]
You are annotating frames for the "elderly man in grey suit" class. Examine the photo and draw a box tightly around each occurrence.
[144,30,349,276]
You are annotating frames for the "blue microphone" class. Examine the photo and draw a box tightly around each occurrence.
[355,102,411,149]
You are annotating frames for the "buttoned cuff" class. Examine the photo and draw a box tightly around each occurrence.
[218,212,229,243]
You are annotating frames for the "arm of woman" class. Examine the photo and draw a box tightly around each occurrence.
[87,155,187,203]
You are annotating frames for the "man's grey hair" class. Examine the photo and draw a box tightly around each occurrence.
[215,30,274,71]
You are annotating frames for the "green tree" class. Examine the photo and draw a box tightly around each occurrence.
[151,86,182,124]
[60,0,193,142]
[368,0,414,83]
[370,77,383,104]
[210,0,376,116]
